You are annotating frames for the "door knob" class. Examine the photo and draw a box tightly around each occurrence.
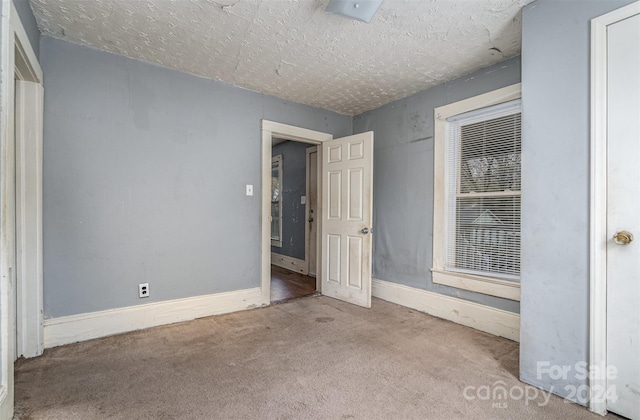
[361,227,369,234]
[613,230,634,246]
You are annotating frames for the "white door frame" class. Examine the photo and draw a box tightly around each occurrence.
[305,146,318,278]
[15,73,45,359]
[589,2,640,415]
[0,1,45,417]
[261,121,332,305]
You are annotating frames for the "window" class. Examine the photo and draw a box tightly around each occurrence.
[446,101,521,279]
[271,155,283,247]
[432,84,521,301]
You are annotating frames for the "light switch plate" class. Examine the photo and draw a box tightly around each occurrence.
[301,196,306,204]
[246,184,253,196]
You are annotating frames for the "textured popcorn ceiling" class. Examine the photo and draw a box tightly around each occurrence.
[30,0,532,116]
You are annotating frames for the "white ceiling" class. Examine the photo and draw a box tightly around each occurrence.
[30,0,532,116]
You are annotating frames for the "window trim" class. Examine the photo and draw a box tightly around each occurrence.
[271,154,283,247]
[432,83,522,301]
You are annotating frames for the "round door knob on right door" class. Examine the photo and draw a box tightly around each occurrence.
[613,230,634,245]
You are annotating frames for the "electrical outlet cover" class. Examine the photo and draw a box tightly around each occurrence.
[139,283,150,298]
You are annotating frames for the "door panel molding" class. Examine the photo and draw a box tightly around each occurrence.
[589,2,640,416]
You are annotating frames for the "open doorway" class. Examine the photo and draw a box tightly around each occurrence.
[260,120,374,308]
[260,121,333,305]
[269,139,318,302]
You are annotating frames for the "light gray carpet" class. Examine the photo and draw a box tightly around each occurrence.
[15,296,611,419]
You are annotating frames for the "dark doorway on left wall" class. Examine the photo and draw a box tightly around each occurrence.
[270,138,318,303]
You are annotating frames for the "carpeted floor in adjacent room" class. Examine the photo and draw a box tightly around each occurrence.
[14,296,616,419]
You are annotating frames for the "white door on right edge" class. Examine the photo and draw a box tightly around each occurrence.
[321,132,373,308]
[606,10,640,420]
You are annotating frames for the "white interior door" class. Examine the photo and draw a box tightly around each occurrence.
[321,132,373,308]
[606,11,640,419]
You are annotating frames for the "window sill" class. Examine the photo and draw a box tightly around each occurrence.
[271,240,282,248]
[431,269,520,301]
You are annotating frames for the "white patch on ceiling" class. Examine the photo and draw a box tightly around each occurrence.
[30,0,533,116]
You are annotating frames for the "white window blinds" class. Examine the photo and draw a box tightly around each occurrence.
[445,100,521,281]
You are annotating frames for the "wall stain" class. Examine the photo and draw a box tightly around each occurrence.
[409,136,433,143]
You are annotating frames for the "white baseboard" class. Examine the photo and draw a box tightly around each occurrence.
[372,279,520,342]
[271,252,307,275]
[44,287,263,348]
[0,386,9,420]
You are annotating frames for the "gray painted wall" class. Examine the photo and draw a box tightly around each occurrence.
[519,0,636,403]
[353,56,521,313]
[41,36,351,318]
[271,141,312,261]
[12,0,39,57]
